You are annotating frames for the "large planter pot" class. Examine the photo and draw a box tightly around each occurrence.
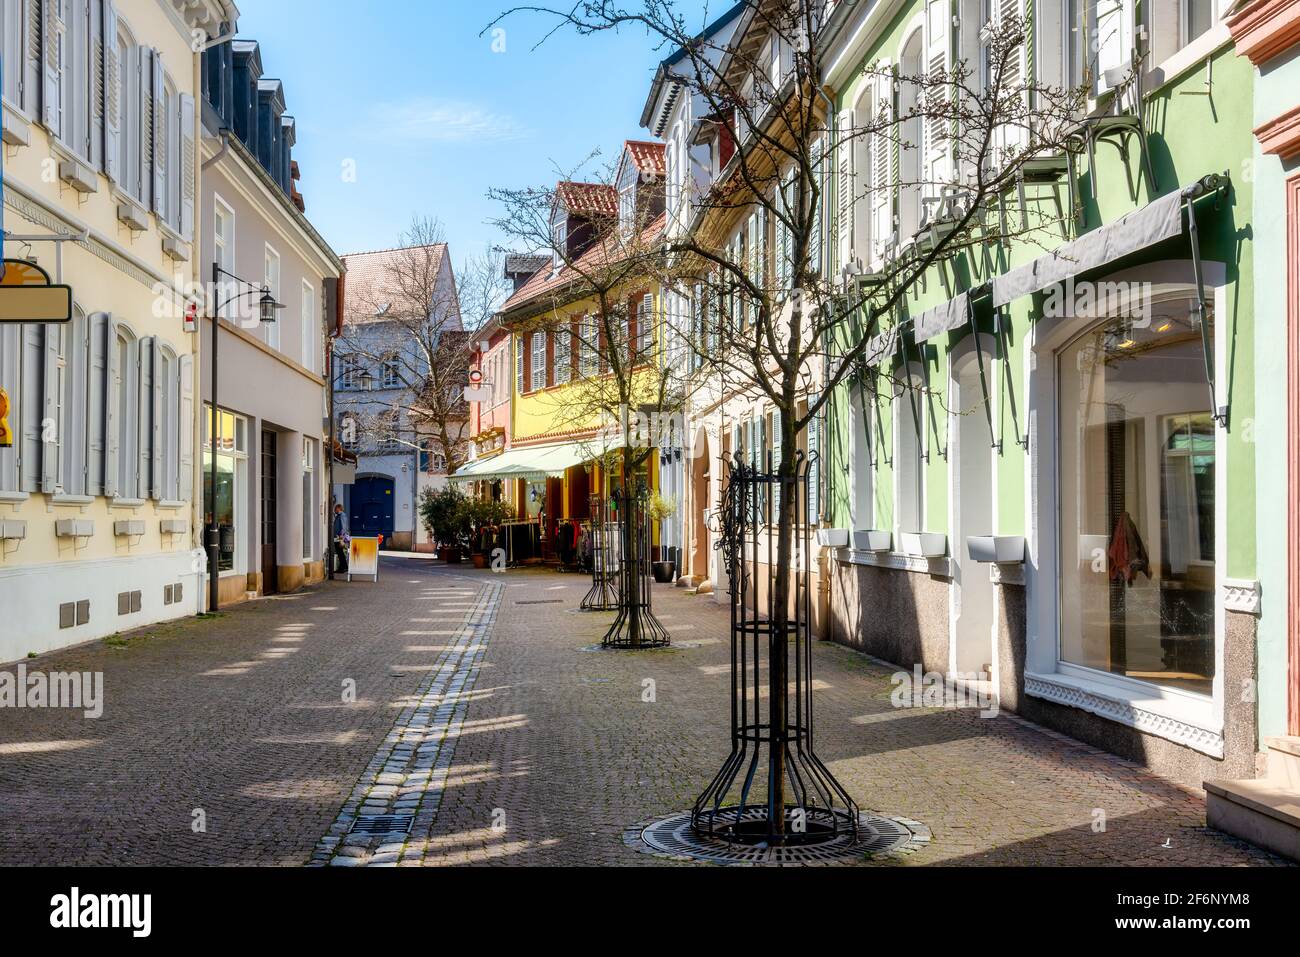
[441,545,463,564]
[900,532,948,558]
[471,551,489,569]
[966,535,1026,564]
[852,529,892,553]
[652,560,676,584]
[816,528,850,548]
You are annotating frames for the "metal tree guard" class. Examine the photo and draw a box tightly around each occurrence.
[601,484,671,648]
[580,493,621,612]
[692,450,858,845]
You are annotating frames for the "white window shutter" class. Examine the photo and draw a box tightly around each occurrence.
[871,72,895,260]
[39,0,58,132]
[136,335,150,497]
[806,404,820,523]
[837,109,854,272]
[809,138,824,275]
[40,323,61,493]
[104,314,119,498]
[150,338,162,498]
[102,0,119,179]
[924,0,951,187]
[151,51,165,215]
[640,292,654,356]
[180,93,196,239]
[87,312,108,496]
[771,408,783,514]
[140,48,153,206]
[19,324,43,492]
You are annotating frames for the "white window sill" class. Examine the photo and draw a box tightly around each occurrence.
[1024,666,1222,758]
[1145,24,1232,96]
[50,494,95,506]
[110,498,147,509]
[0,491,30,504]
[157,500,188,511]
[834,546,955,578]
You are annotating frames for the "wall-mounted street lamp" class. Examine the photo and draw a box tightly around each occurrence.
[206,263,285,613]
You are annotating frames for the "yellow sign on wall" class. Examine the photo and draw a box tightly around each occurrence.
[0,259,73,324]
[0,386,11,449]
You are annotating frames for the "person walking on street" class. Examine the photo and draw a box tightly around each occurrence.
[333,504,350,573]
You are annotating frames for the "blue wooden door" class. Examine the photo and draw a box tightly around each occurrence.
[351,476,395,543]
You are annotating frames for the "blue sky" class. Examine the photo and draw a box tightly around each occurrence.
[233,1,712,263]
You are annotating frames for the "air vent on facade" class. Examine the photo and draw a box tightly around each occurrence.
[59,603,76,630]
[77,601,90,626]
[118,591,143,615]
[163,584,174,606]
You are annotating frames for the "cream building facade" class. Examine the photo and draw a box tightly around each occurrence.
[0,0,233,662]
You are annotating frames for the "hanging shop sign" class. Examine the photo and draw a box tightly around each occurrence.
[0,260,73,324]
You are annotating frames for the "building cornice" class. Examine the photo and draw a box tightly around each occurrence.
[168,0,240,37]
[1225,0,1300,65]
[1255,104,1300,160]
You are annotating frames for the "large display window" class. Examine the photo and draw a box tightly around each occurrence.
[1056,295,1215,696]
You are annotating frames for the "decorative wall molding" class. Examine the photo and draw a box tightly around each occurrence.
[1255,105,1300,161]
[1226,0,1300,65]
[1223,578,1263,616]
[836,547,954,579]
[989,563,1026,586]
[1025,673,1225,758]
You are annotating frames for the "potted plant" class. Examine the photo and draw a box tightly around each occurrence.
[420,486,470,563]
[646,494,678,583]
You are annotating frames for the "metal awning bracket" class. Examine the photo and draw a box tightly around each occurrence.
[1182,171,1231,428]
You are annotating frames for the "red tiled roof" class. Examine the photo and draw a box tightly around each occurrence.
[340,243,450,326]
[624,140,666,177]
[498,213,666,316]
[556,181,618,218]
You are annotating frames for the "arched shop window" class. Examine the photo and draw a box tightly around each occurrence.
[1056,294,1215,696]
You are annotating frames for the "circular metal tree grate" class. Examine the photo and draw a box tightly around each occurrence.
[625,810,930,866]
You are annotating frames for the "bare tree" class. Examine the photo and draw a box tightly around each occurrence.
[488,156,686,645]
[488,0,1086,830]
[338,216,473,475]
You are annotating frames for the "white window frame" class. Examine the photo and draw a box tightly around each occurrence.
[263,243,281,350]
[301,279,317,373]
[213,193,236,320]
[1024,260,1228,757]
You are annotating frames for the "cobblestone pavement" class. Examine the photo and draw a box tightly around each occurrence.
[0,558,1288,866]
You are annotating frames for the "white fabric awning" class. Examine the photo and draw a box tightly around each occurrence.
[990,189,1185,307]
[450,435,624,483]
[863,291,971,367]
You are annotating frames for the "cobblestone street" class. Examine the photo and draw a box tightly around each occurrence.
[0,557,1288,866]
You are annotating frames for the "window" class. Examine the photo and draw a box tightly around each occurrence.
[2,0,28,114]
[530,331,546,391]
[203,406,249,574]
[213,195,235,319]
[579,316,598,377]
[636,293,655,358]
[263,244,281,349]
[381,359,400,390]
[0,325,20,491]
[554,327,572,385]
[849,369,875,531]
[894,366,925,535]
[57,310,88,497]
[515,335,524,394]
[1057,295,1215,696]
[301,280,317,374]
[302,437,316,561]
[157,346,179,500]
[1148,0,1218,68]
[114,327,138,498]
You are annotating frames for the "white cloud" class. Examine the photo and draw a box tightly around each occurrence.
[371,98,528,144]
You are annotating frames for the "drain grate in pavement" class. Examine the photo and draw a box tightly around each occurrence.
[349,814,414,836]
[626,810,930,865]
[516,599,565,605]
